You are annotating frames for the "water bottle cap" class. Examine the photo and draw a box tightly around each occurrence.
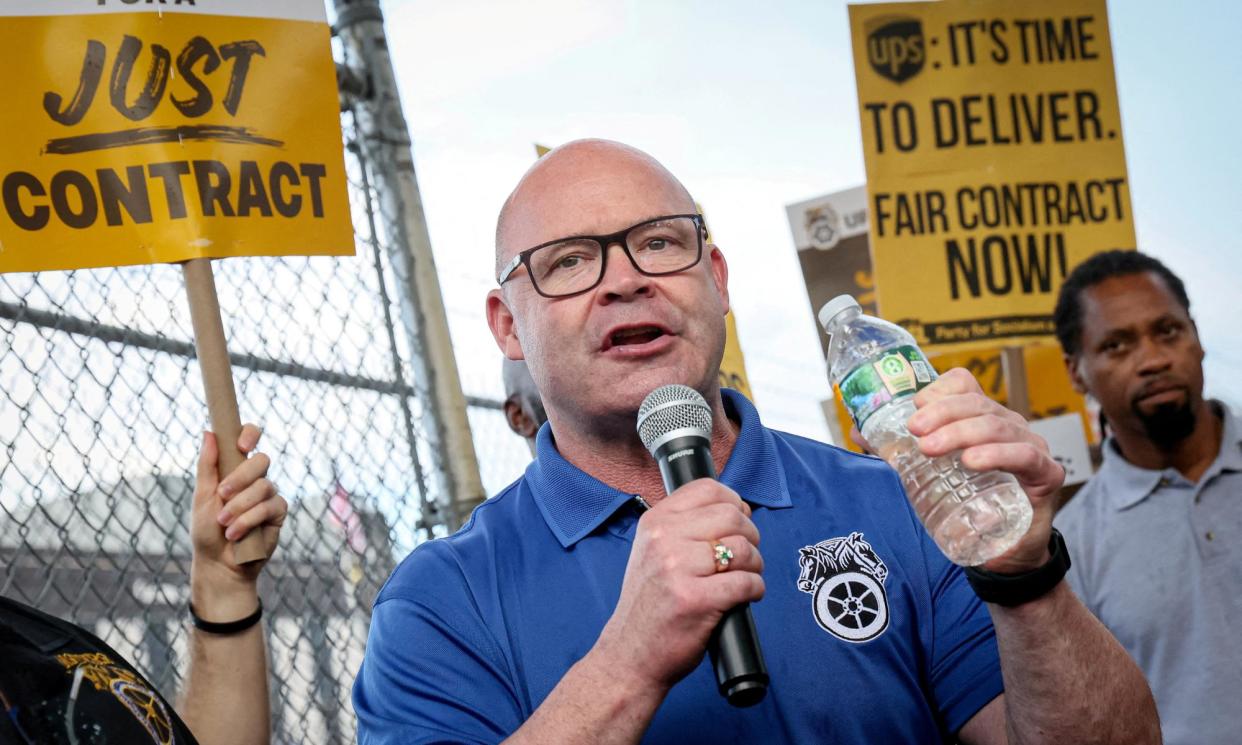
[818,295,861,330]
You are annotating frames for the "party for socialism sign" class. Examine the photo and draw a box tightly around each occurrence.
[848,0,1135,353]
[0,0,352,271]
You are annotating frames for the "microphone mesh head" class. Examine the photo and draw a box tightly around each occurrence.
[637,384,713,454]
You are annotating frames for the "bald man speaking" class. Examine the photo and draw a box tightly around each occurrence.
[352,141,1157,744]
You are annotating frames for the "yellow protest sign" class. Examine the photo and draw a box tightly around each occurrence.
[0,1,352,272]
[848,0,1135,353]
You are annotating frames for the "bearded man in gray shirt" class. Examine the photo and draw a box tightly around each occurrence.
[1053,250,1241,745]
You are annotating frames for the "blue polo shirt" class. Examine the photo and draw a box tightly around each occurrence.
[354,390,1002,743]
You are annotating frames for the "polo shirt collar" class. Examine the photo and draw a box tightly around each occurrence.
[1099,439,1165,511]
[526,389,793,548]
[1103,401,1242,511]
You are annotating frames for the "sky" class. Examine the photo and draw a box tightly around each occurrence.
[376,0,1242,474]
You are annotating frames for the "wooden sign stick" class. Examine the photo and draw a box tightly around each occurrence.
[1001,346,1032,420]
[182,258,267,564]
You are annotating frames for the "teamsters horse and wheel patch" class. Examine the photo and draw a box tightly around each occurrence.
[797,532,891,643]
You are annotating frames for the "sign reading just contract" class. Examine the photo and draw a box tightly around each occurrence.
[848,0,1134,352]
[0,0,352,272]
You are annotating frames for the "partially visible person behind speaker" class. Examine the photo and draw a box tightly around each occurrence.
[0,425,286,745]
[502,357,548,456]
[354,140,1157,744]
[1053,249,1241,745]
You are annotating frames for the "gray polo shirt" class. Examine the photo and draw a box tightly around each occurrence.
[1055,403,1242,745]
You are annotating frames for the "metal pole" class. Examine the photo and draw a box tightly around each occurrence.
[333,0,486,529]
[351,134,433,533]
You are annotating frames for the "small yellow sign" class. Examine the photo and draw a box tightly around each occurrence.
[848,0,1134,353]
[701,202,754,401]
[0,2,352,272]
[719,311,754,401]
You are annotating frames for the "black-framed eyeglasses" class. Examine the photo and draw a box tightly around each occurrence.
[497,213,706,298]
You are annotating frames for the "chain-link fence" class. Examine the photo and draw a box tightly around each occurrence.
[0,5,539,741]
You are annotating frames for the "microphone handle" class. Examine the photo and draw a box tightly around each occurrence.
[653,435,769,708]
[654,434,718,493]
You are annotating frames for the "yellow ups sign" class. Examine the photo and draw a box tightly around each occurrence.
[0,0,352,271]
[848,0,1135,353]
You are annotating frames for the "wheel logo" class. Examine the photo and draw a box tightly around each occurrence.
[813,572,888,641]
[797,531,891,644]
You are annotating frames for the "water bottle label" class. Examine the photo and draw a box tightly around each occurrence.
[838,345,936,429]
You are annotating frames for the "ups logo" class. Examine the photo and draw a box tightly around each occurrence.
[866,17,924,84]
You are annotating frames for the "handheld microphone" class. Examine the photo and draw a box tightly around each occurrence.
[636,384,768,708]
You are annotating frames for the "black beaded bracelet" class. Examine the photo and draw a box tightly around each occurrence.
[188,599,263,635]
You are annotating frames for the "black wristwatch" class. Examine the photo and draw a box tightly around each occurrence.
[964,529,1071,606]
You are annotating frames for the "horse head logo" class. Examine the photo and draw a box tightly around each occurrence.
[844,531,888,584]
[797,532,889,593]
[797,545,823,593]
[796,531,892,643]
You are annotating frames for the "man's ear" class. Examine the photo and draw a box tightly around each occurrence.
[707,245,730,316]
[1064,352,1087,395]
[486,289,524,360]
[503,398,539,439]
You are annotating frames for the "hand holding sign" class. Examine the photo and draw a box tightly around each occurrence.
[184,257,269,562]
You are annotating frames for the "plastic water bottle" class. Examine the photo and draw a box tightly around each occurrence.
[819,295,1032,566]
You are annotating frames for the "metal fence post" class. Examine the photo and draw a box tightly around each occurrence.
[333,0,486,528]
